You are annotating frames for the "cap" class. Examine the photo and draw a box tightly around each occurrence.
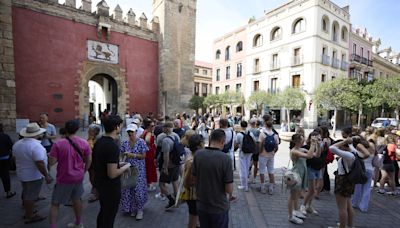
[126,124,138,132]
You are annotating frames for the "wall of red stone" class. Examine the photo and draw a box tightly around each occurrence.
[12,6,159,126]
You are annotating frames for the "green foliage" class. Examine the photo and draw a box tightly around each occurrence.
[371,76,400,109]
[188,95,205,112]
[274,87,306,110]
[203,94,222,109]
[246,90,270,113]
[220,91,244,107]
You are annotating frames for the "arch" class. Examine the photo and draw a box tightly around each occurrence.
[225,46,230,60]
[321,15,330,33]
[332,21,339,42]
[292,17,305,34]
[236,41,243,52]
[341,26,348,42]
[215,49,221,59]
[270,26,282,41]
[253,34,263,47]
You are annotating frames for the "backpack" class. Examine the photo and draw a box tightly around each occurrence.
[272,128,281,144]
[222,130,234,153]
[263,132,277,153]
[240,132,256,154]
[166,136,186,165]
[376,145,391,164]
[342,152,367,184]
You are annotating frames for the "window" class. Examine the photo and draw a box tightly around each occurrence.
[272,54,279,69]
[254,58,260,73]
[202,83,208,96]
[293,48,301,65]
[236,83,242,93]
[341,26,348,41]
[271,27,281,41]
[236,63,242,77]
[360,47,364,58]
[216,69,220,81]
[353,44,357,54]
[322,16,329,32]
[332,22,339,42]
[270,78,278,94]
[215,86,220,95]
[236,41,243,52]
[215,50,221,59]
[225,85,230,92]
[321,74,326,82]
[225,46,230,61]
[292,18,305,34]
[195,68,199,73]
[367,51,370,60]
[194,82,199,96]
[253,81,259,92]
[203,69,207,75]
[253,34,263,47]
[292,75,300,88]
[322,47,327,55]
[226,66,230,79]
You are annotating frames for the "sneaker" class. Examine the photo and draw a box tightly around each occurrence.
[237,186,246,190]
[148,186,157,192]
[245,187,249,192]
[377,189,385,194]
[67,223,84,228]
[289,215,303,224]
[260,185,267,194]
[268,184,274,195]
[229,196,238,203]
[306,206,319,215]
[300,205,307,215]
[293,210,307,219]
[136,210,143,220]
[155,193,167,201]
[130,212,137,217]
[165,200,175,211]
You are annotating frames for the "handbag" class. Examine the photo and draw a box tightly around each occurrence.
[119,155,139,189]
[372,154,384,168]
[282,155,301,188]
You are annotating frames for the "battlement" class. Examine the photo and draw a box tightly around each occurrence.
[12,0,160,41]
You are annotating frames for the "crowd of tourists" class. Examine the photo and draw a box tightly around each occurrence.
[0,111,400,228]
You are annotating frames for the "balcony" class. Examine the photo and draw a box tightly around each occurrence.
[332,58,340,69]
[361,57,368,65]
[270,62,280,71]
[340,61,348,71]
[321,54,330,65]
[291,56,303,66]
[367,60,373,67]
[351,54,361,62]
[267,88,280,94]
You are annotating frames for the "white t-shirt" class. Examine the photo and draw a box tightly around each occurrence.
[13,138,48,182]
[223,128,236,153]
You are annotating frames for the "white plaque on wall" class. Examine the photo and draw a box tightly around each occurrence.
[87,40,119,64]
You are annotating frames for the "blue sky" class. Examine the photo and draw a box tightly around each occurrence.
[60,0,399,62]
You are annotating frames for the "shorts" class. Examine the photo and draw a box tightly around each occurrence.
[186,200,198,215]
[252,153,259,162]
[259,156,274,175]
[21,179,43,201]
[159,166,180,183]
[334,175,355,198]
[308,167,322,180]
[51,182,84,204]
[382,163,395,172]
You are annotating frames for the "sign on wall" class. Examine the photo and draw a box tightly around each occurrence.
[87,40,119,64]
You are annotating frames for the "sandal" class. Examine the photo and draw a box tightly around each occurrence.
[88,196,99,203]
[6,191,16,199]
[24,215,46,224]
[23,210,38,219]
[35,196,46,202]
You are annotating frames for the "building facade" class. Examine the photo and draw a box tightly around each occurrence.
[0,0,196,129]
[372,40,400,78]
[349,27,374,81]
[194,61,212,97]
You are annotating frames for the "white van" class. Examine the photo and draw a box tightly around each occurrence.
[371,118,398,128]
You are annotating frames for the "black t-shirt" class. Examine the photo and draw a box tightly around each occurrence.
[92,136,120,188]
[0,133,13,157]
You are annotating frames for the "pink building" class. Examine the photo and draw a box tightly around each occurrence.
[349,26,374,81]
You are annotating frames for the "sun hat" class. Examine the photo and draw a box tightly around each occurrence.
[20,123,46,138]
[126,124,138,132]
[396,131,400,137]
[132,118,141,124]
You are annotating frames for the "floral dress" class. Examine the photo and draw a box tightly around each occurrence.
[119,138,149,213]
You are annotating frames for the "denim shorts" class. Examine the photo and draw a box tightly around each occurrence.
[308,167,322,180]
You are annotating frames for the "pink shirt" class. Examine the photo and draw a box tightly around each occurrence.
[49,136,91,184]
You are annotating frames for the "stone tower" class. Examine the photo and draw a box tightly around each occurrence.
[0,0,16,132]
[152,0,197,117]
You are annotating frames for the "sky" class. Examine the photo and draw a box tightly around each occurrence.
[60,0,400,62]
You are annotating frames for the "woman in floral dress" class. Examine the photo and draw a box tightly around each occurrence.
[120,124,149,220]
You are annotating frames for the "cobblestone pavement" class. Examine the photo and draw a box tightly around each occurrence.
[1,129,400,228]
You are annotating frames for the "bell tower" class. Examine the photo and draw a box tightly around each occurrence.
[152,0,197,116]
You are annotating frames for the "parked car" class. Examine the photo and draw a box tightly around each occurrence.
[371,118,398,128]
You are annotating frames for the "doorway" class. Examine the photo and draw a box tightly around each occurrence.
[88,74,118,122]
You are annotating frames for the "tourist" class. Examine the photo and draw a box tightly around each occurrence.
[92,115,131,228]
[132,118,144,138]
[120,124,149,220]
[192,129,233,228]
[0,123,16,199]
[173,119,185,138]
[87,124,101,203]
[288,133,319,224]
[236,120,255,191]
[249,118,261,184]
[196,117,207,139]
[378,134,398,195]
[258,114,280,194]
[142,118,158,192]
[38,113,57,153]
[157,121,181,210]
[48,120,92,228]
[13,122,52,224]
[182,134,204,228]
[190,116,198,130]
[281,120,289,132]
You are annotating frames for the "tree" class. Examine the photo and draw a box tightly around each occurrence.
[220,91,244,114]
[370,76,400,119]
[188,95,205,114]
[203,94,223,114]
[315,78,361,135]
[273,87,305,123]
[246,90,270,115]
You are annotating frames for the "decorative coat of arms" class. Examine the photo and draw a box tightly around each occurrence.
[87,40,119,64]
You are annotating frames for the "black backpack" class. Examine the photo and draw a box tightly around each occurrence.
[166,136,186,165]
[240,132,256,154]
[342,152,367,184]
[222,130,234,153]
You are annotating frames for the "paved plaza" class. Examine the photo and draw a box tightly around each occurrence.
[1,130,400,228]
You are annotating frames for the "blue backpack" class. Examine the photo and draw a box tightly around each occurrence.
[263,132,277,153]
[166,136,186,165]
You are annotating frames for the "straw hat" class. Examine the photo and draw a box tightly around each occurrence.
[19,123,46,138]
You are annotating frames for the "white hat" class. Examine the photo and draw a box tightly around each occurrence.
[126,124,138,132]
[132,118,141,124]
[20,123,46,138]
